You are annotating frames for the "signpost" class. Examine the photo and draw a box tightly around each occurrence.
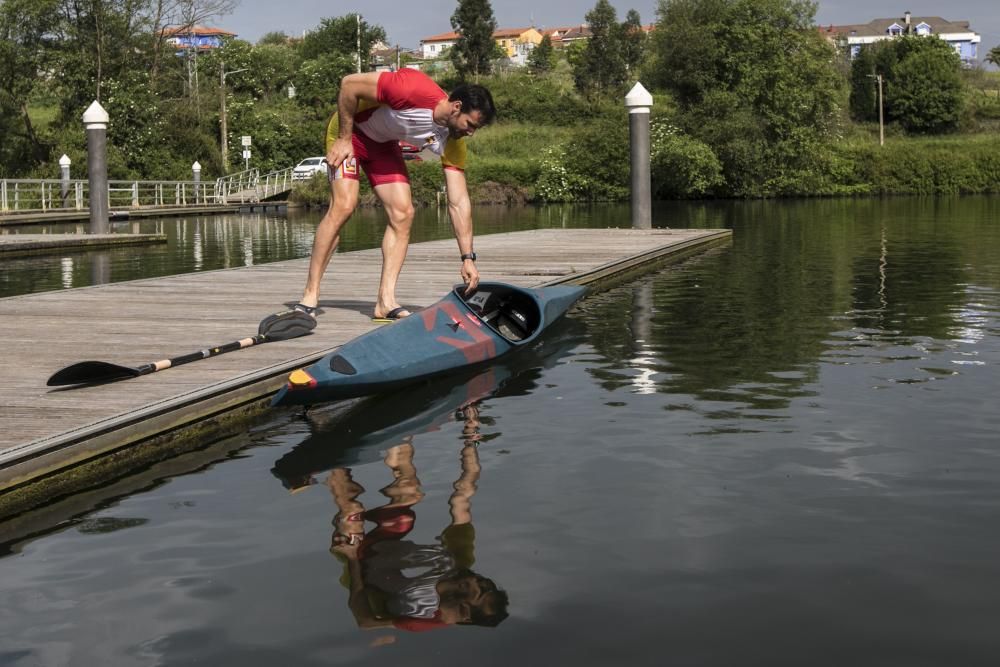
[241,136,251,171]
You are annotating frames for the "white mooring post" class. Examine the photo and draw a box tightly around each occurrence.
[192,161,202,204]
[59,154,71,209]
[83,101,110,234]
[625,82,653,230]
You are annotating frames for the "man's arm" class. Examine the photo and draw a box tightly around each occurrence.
[444,168,479,293]
[326,72,381,168]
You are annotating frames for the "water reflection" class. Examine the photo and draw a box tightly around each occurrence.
[274,371,518,635]
[60,257,73,289]
[271,317,582,489]
[2,199,1000,661]
[90,252,110,286]
[270,320,584,634]
[325,407,509,632]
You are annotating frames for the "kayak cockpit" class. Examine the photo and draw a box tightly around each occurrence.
[458,284,541,344]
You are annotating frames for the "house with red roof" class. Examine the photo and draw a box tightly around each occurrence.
[420,27,542,65]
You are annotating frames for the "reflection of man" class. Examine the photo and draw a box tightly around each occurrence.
[296,68,496,322]
[328,406,508,631]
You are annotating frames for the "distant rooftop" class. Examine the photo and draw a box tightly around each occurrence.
[820,15,975,38]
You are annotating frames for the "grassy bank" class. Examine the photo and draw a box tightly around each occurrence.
[290,123,1000,208]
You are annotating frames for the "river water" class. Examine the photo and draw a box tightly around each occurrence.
[2,197,999,665]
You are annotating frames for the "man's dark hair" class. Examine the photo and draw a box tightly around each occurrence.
[455,572,509,628]
[449,84,497,125]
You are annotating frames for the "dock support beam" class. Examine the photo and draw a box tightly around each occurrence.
[83,101,110,234]
[625,82,653,230]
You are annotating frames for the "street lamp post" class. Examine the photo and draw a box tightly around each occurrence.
[220,64,248,172]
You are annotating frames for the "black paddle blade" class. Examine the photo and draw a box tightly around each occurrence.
[47,360,143,386]
[259,309,317,341]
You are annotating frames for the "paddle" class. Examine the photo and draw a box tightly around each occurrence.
[46,308,317,387]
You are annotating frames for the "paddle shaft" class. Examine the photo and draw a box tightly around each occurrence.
[134,335,266,376]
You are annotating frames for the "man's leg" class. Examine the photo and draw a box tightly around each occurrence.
[300,176,359,309]
[372,181,415,319]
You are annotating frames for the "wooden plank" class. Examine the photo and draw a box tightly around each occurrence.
[0,228,730,493]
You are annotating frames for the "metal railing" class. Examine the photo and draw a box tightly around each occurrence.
[2,167,298,214]
[258,167,295,200]
[1,178,219,213]
[214,168,260,204]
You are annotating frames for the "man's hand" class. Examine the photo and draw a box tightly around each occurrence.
[462,259,479,294]
[326,137,354,170]
[331,532,362,560]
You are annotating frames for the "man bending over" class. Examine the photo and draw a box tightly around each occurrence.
[296,69,496,322]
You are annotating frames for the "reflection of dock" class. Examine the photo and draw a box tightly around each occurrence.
[0,227,730,514]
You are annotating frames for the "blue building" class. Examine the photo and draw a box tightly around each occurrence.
[164,25,236,52]
[820,12,981,66]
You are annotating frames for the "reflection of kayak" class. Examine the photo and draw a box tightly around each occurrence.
[271,317,584,491]
[271,282,586,407]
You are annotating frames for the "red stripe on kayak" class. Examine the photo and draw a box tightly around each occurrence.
[434,301,496,363]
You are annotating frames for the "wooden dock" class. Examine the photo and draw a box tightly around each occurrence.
[0,201,288,226]
[0,227,730,513]
[0,233,167,257]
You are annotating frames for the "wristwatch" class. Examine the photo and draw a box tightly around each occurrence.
[461,252,477,261]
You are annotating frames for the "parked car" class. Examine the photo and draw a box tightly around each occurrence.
[292,157,327,181]
[399,141,423,161]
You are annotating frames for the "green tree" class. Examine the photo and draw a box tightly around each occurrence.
[851,36,963,133]
[300,14,387,70]
[621,9,646,75]
[527,34,555,74]
[293,53,356,113]
[986,45,1000,67]
[887,36,963,133]
[848,45,879,121]
[574,0,627,96]
[259,31,291,46]
[0,0,62,175]
[646,0,843,195]
[450,0,498,79]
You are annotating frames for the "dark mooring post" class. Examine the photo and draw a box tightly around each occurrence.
[59,154,71,209]
[625,82,653,230]
[83,101,110,234]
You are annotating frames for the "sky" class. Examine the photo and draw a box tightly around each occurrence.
[220,0,999,58]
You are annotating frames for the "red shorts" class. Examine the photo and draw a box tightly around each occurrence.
[328,129,408,187]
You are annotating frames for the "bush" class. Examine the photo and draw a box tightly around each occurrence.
[650,122,723,197]
[461,72,584,126]
[534,115,631,202]
[288,172,330,206]
[832,137,1000,195]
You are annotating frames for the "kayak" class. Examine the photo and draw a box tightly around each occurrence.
[271,281,586,407]
[271,316,584,491]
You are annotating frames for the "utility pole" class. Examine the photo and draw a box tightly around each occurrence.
[356,14,362,73]
[219,63,248,172]
[876,73,884,147]
[868,73,885,147]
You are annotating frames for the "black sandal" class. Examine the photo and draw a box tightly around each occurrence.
[293,303,318,317]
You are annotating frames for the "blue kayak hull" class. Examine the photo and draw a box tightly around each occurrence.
[272,282,585,406]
